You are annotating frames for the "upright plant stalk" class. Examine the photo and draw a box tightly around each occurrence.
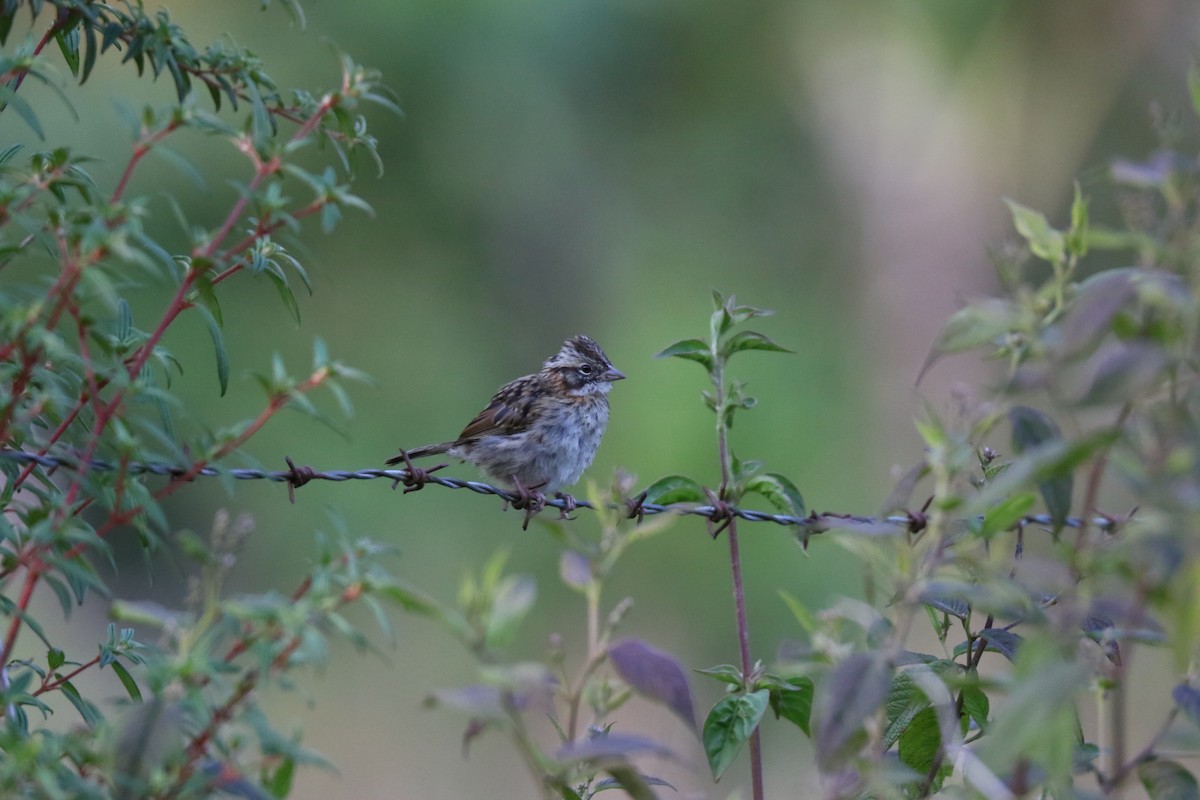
[712,349,765,800]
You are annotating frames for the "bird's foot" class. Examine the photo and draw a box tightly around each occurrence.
[388,449,448,494]
[554,492,578,521]
[507,476,548,530]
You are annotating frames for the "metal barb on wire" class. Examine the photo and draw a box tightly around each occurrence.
[0,449,1126,536]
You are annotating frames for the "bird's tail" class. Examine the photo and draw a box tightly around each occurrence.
[386,443,452,466]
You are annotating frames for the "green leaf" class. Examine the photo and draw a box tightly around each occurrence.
[655,338,713,371]
[47,648,65,671]
[766,675,813,736]
[695,664,745,688]
[743,472,806,520]
[641,475,705,505]
[979,492,1035,539]
[703,690,769,780]
[1139,759,1200,800]
[1067,181,1089,258]
[192,302,230,396]
[1189,61,1200,122]
[1008,406,1071,529]
[56,27,81,77]
[109,660,142,702]
[0,84,45,139]
[484,576,536,650]
[602,766,660,800]
[899,706,942,777]
[720,330,792,359]
[270,271,302,324]
[961,684,990,732]
[1005,198,1066,264]
[59,680,102,727]
[266,755,296,799]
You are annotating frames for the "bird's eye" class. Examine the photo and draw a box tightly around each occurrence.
[578,364,593,376]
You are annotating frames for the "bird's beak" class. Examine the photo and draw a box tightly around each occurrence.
[603,367,626,382]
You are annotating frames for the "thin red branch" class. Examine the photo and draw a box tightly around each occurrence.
[0,564,42,663]
[33,654,102,696]
[110,119,182,204]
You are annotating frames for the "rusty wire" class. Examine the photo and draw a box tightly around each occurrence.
[0,449,1120,535]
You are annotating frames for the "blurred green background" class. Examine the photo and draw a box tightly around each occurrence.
[5,0,1199,796]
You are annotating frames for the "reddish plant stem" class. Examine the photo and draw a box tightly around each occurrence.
[1,84,341,672]
[34,654,102,696]
[712,351,765,800]
[727,517,765,799]
[1,564,42,664]
[110,119,182,204]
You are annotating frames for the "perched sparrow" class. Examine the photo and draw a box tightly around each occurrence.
[388,335,624,518]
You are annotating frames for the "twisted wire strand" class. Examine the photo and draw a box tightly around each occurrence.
[0,449,1119,534]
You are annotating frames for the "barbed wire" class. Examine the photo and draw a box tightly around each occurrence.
[0,449,1121,536]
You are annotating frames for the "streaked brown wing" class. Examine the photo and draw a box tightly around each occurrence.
[454,373,540,443]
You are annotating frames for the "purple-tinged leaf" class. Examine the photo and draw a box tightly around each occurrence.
[559,550,591,592]
[952,628,1022,662]
[1075,341,1168,407]
[554,732,678,764]
[609,638,696,731]
[1055,269,1136,357]
[813,652,892,770]
[1173,685,1200,729]
[919,299,1021,382]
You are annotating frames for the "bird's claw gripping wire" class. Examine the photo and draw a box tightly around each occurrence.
[507,476,548,530]
[388,449,448,494]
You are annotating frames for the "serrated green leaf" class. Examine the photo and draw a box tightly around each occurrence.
[641,475,705,505]
[703,690,769,780]
[743,472,806,520]
[898,706,941,777]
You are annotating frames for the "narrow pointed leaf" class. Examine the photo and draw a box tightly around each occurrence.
[655,338,712,371]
